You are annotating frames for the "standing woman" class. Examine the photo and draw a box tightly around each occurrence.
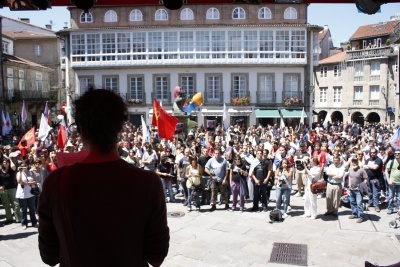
[275,158,293,218]
[31,159,43,210]
[302,158,321,219]
[185,156,202,212]
[16,162,38,229]
[0,158,21,224]
[229,156,248,212]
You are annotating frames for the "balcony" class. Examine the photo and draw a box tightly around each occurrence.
[370,75,380,81]
[5,89,56,103]
[256,91,277,106]
[230,91,251,106]
[347,46,392,61]
[353,100,363,106]
[203,91,224,105]
[369,99,380,106]
[126,91,146,106]
[151,92,171,104]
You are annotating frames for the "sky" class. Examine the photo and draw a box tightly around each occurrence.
[0,3,399,47]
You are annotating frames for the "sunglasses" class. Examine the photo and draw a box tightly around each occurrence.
[395,153,400,156]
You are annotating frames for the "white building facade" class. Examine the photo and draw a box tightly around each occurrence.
[59,4,321,128]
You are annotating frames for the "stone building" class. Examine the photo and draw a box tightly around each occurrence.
[314,18,399,126]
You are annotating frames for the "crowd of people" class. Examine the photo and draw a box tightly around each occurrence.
[0,112,400,229]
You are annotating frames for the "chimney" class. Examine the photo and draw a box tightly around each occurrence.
[324,25,328,30]
[20,18,30,23]
[45,24,52,30]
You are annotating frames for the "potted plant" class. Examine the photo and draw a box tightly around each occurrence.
[127,98,143,104]
[231,96,250,106]
[283,97,302,107]
[386,39,391,45]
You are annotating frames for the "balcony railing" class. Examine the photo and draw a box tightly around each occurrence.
[5,89,56,102]
[151,92,171,104]
[203,91,224,105]
[256,91,276,104]
[370,75,380,81]
[369,99,380,106]
[347,46,392,61]
[353,100,363,106]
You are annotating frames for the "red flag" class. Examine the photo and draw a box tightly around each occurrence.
[152,99,178,141]
[57,124,68,150]
[18,127,35,150]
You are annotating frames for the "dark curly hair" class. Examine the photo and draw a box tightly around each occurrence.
[74,87,128,153]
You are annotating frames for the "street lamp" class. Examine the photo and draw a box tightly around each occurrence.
[381,85,388,123]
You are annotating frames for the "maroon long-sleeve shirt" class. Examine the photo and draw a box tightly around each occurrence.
[38,159,170,266]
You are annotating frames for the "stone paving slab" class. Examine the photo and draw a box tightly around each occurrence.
[1,190,400,267]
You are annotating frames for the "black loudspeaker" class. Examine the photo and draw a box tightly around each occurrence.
[355,0,390,15]
[71,0,95,13]
[162,0,183,10]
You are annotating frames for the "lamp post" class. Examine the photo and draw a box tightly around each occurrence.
[381,85,388,123]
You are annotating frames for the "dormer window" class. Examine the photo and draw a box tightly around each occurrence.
[232,7,245,19]
[129,9,143,21]
[180,8,194,20]
[104,10,118,22]
[258,7,271,19]
[284,7,297,19]
[155,9,168,21]
[80,12,93,23]
[206,8,220,20]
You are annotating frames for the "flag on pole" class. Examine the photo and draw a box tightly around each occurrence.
[389,128,400,150]
[323,111,330,129]
[152,99,178,141]
[38,113,51,141]
[280,115,285,129]
[18,127,35,150]
[222,102,227,128]
[1,111,7,136]
[299,107,305,127]
[5,112,12,134]
[57,123,68,150]
[141,115,150,145]
[44,101,51,125]
[21,100,27,124]
[226,127,231,143]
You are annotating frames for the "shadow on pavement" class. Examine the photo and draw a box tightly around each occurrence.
[0,232,37,241]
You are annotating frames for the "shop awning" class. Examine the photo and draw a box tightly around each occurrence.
[255,109,281,118]
[280,109,304,118]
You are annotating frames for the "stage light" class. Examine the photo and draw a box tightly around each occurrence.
[355,0,391,15]
[162,0,183,10]
[71,0,96,13]
[31,0,51,10]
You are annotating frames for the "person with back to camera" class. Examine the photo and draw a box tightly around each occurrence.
[302,158,321,220]
[38,88,169,267]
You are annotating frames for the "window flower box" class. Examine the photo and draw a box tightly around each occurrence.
[231,96,250,106]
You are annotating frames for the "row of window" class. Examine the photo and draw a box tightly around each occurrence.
[320,62,383,78]
[79,73,301,102]
[319,86,383,103]
[80,6,298,23]
[6,68,43,91]
[3,42,42,57]
[70,29,306,61]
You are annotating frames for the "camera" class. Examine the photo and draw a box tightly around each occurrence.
[278,178,286,187]
[295,160,302,166]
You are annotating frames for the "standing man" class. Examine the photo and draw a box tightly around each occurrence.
[294,142,310,197]
[38,89,169,266]
[324,156,345,217]
[348,157,369,223]
[385,148,400,214]
[249,149,272,212]
[364,148,383,212]
[177,147,192,206]
[205,148,229,211]
[198,147,212,205]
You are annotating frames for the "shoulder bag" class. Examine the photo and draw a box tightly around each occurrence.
[310,180,326,194]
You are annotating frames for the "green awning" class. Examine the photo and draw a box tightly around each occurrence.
[255,109,281,118]
[280,109,304,118]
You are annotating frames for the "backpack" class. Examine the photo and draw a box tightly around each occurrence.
[269,209,284,223]
[387,159,396,175]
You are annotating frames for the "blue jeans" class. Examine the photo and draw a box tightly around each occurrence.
[388,183,400,212]
[161,178,175,203]
[349,190,364,220]
[368,178,381,208]
[187,187,201,208]
[18,197,37,227]
[276,187,291,214]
